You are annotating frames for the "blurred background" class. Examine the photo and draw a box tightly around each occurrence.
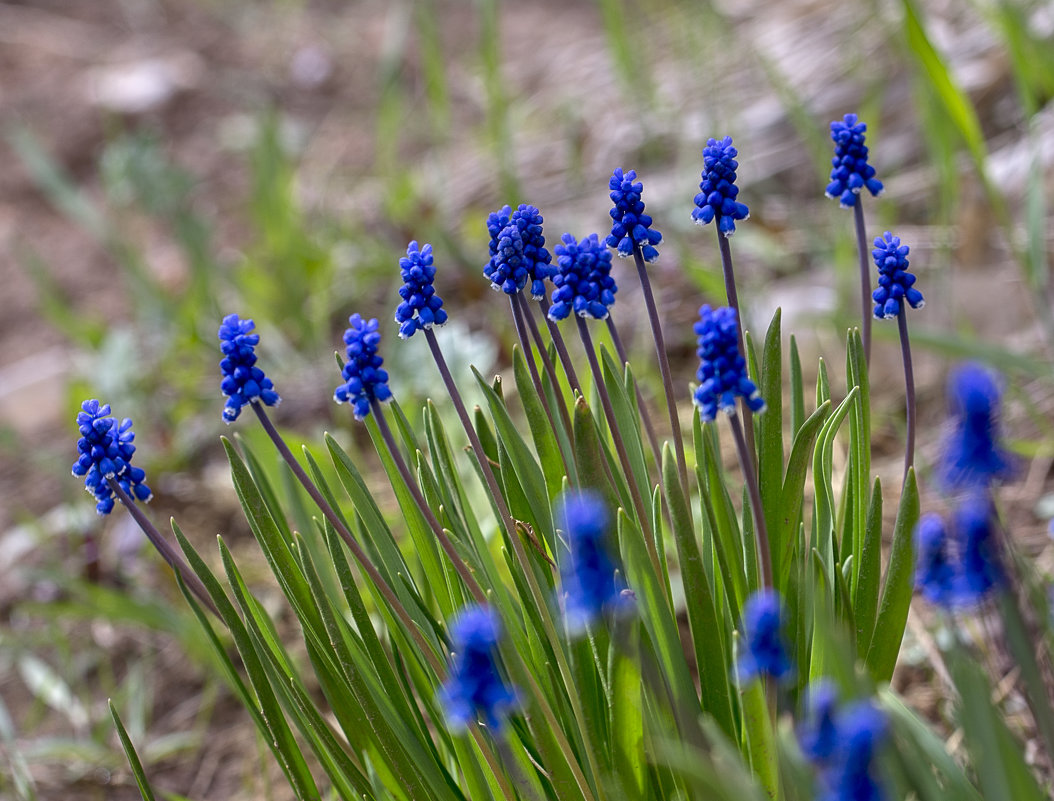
[1,0,1052,797]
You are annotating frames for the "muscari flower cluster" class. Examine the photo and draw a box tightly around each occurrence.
[799,684,888,801]
[606,168,663,262]
[334,315,392,420]
[692,136,750,236]
[871,232,923,319]
[737,590,792,683]
[556,491,631,633]
[483,204,553,298]
[218,314,281,423]
[395,241,447,339]
[916,364,1011,607]
[692,305,765,421]
[826,113,883,208]
[72,400,152,515]
[548,233,617,321]
[439,605,518,732]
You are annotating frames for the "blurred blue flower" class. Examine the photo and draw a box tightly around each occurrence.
[692,305,765,421]
[826,113,883,208]
[692,136,750,236]
[334,315,392,420]
[218,314,281,423]
[395,241,448,339]
[871,232,924,319]
[72,400,152,515]
[738,590,792,683]
[915,513,958,607]
[606,168,662,262]
[820,702,888,801]
[955,495,1004,602]
[556,490,628,633]
[548,233,617,321]
[798,681,841,765]
[484,204,553,298]
[439,605,518,732]
[939,364,1013,490]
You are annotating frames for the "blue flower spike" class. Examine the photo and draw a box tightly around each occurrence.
[738,589,793,683]
[871,232,923,319]
[334,315,392,421]
[826,114,883,208]
[395,241,448,339]
[548,233,618,321]
[798,681,841,765]
[939,363,1013,491]
[692,305,765,421]
[72,400,152,515]
[955,494,1004,602]
[556,490,629,633]
[606,168,663,262]
[218,314,281,423]
[800,690,889,801]
[915,513,958,607]
[484,204,553,298]
[692,136,750,236]
[439,605,518,733]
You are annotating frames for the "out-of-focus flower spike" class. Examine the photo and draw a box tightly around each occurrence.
[939,363,1013,491]
[737,589,793,683]
[439,605,518,732]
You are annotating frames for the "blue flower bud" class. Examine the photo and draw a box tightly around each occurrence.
[439,605,518,732]
[826,114,883,208]
[218,314,281,423]
[692,136,750,236]
[692,305,764,421]
[71,400,152,515]
[395,241,448,339]
[606,168,662,262]
[548,233,617,322]
[871,232,923,319]
[334,315,392,421]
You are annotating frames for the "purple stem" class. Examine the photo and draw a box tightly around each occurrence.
[727,412,773,589]
[605,314,662,474]
[516,292,574,440]
[510,295,556,431]
[631,246,689,491]
[537,297,582,394]
[717,231,757,471]
[106,477,218,616]
[897,309,916,481]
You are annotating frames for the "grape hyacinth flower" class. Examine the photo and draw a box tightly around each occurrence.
[548,233,617,321]
[955,495,1004,602]
[915,513,958,607]
[825,114,883,209]
[692,136,750,236]
[484,204,553,299]
[692,305,764,421]
[939,363,1013,491]
[72,400,152,515]
[798,681,841,765]
[803,699,889,801]
[395,241,447,339]
[606,167,662,262]
[218,314,281,423]
[334,315,392,420]
[871,232,924,319]
[556,491,629,633]
[440,605,518,732]
[737,590,793,683]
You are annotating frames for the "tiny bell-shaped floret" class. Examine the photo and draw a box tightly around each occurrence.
[548,233,618,321]
[871,232,923,319]
[692,305,765,421]
[606,168,663,262]
[395,241,448,339]
[692,136,750,236]
[218,314,281,423]
[826,114,883,208]
[334,315,392,421]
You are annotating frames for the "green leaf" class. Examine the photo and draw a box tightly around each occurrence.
[611,622,645,801]
[757,308,784,579]
[778,400,830,586]
[853,477,883,657]
[109,701,158,801]
[866,468,919,681]
[513,344,567,497]
[738,674,778,800]
[789,334,805,436]
[663,444,735,738]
